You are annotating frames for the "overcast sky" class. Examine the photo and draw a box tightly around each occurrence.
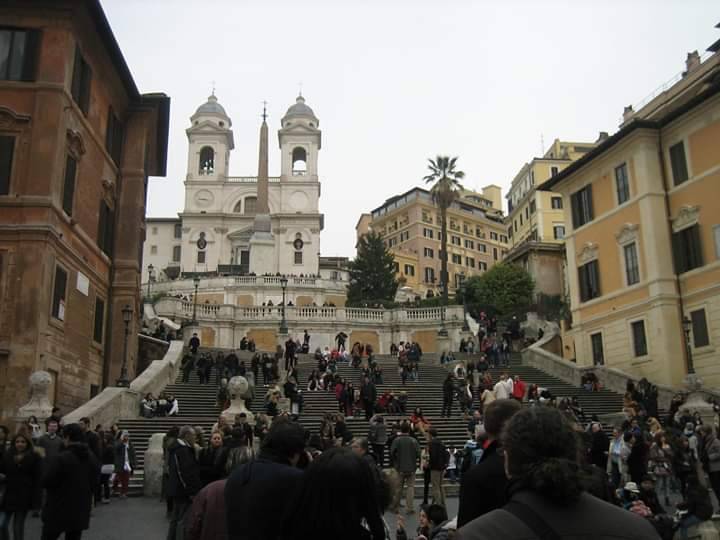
[102,0,717,258]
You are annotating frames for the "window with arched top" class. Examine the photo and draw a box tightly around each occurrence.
[244,197,257,214]
[233,201,243,213]
[199,146,214,175]
[292,147,307,176]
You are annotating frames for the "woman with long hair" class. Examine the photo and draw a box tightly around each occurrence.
[0,433,42,540]
[457,407,659,539]
[280,447,386,540]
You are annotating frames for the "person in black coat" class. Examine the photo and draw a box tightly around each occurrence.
[589,422,609,469]
[166,426,202,540]
[442,373,455,418]
[457,399,522,527]
[41,423,100,540]
[360,376,377,421]
[0,433,42,540]
[225,420,305,540]
[198,431,227,487]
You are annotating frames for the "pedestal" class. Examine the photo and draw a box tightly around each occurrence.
[221,376,255,425]
[436,334,451,365]
[681,373,716,427]
[249,215,276,276]
[143,433,165,497]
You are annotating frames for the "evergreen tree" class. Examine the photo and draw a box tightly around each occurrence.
[347,232,398,306]
[462,263,534,317]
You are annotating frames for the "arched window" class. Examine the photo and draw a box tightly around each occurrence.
[233,201,243,213]
[199,146,214,175]
[292,147,307,176]
[244,197,257,215]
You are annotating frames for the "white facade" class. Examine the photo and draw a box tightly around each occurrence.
[143,94,324,280]
[143,219,182,283]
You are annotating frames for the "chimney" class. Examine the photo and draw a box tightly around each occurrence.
[596,131,609,143]
[623,106,634,123]
[684,51,701,76]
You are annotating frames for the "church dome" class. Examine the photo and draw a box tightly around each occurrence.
[283,95,317,120]
[194,94,228,117]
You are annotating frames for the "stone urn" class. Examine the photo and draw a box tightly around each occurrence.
[17,370,54,423]
[221,376,254,425]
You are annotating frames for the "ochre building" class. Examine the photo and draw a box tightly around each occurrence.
[540,45,720,388]
[359,186,508,299]
[0,0,170,421]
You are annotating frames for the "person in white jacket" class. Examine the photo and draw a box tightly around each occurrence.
[493,375,510,400]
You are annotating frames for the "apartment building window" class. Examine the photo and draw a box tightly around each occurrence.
[451,236,461,246]
[551,166,559,177]
[520,214,523,226]
[477,244,487,253]
[93,297,105,344]
[672,225,703,273]
[451,254,462,264]
[294,251,303,264]
[669,141,689,186]
[51,265,68,321]
[551,196,563,209]
[529,200,536,215]
[150,245,158,255]
[493,248,498,261]
[631,320,648,357]
[174,223,182,239]
[423,228,434,239]
[570,185,594,228]
[500,235,507,243]
[97,201,114,256]
[392,262,399,272]
[62,155,77,217]
[404,264,415,276]
[105,107,124,166]
[399,231,409,242]
[479,261,487,271]
[476,227,485,239]
[424,267,435,283]
[466,257,475,268]
[615,163,630,204]
[464,239,474,249]
[553,225,565,239]
[387,237,398,248]
[514,221,517,233]
[172,245,181,262]
[530,170,535,185]
[591,333,604,365]
[525,207,529,220]
[0,28,40,81]
[197,250,206,264]
[423,247,434,258]
[578,260,600,302]
[623,242,640,285]
[152,227,158,235]
[690,309,710,348]
[71,46,92,115]
[507,226,513,239]
[0,135,14,195]
[490,232,498,240]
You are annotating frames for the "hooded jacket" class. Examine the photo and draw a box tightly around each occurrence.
[41,443,99,532]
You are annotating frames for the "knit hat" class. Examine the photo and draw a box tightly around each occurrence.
[624,482,640,493]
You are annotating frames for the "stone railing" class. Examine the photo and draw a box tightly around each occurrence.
[148,275,345,295]
[63,341,185,429]
[156,297,464,326]
[226,176,281,183]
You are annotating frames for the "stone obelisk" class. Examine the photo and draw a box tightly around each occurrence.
[249,104,276,275]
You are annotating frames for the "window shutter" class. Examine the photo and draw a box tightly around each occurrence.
[0,136,14,195]
[62,156,77,216]
[71,47,83,104]
[21,29,41,81]
[79,59,92,114]
[689,225,703,269]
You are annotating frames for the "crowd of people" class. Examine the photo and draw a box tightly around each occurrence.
[0,412,142,539]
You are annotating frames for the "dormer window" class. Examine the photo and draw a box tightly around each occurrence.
[199,146,214,175]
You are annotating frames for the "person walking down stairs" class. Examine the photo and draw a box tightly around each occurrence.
[112,431,137,498]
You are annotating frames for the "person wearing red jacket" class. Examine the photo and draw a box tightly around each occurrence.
[511,375,526,402]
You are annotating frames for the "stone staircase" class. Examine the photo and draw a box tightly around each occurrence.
[119,349,627,496]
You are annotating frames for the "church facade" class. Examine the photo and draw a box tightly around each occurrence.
[143,94,323,283]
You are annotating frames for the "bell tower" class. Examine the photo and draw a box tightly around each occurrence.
[278,95,321,181]
[185,93,234,182]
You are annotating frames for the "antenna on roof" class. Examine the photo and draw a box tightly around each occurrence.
[298,81,303,97]
[211,80,216,96]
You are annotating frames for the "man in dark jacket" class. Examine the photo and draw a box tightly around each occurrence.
[428,428,448,507]
[457,399,521,527]
[225,420,305,540]
[166,425,202,540]
[390,422,420,514]
[361,376,377,421]
[41,423,100,540]
[442,373,454,418]
[189,333,200,355]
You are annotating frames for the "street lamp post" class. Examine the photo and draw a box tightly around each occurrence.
[116,304,133,387]
[460,272,469,331]
[682,316,695,375]
[192,276,200,323]
[147,264,154,298]
[279,276,288,334]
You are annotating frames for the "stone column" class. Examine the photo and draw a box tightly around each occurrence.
[143,433,165,497]
[15,370,54,432]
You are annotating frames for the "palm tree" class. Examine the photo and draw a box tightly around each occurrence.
[423,156,465,304]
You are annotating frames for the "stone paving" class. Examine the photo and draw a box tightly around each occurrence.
[24,496,460,539]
